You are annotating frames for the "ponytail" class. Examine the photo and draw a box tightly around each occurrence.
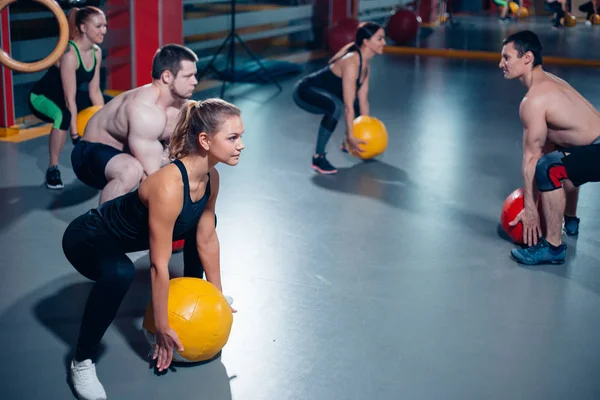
[169,102,197,160]
[168,99,242,160]
[67,8,79,41]
[329,21,382,64]
[328,42,357,64]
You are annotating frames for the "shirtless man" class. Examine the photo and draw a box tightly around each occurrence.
[71,44,198,204]
[499,30,600,265]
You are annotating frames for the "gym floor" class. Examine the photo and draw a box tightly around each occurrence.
[417,15,600,59]
[2,15,600,400]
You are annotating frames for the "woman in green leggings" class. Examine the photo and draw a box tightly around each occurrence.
[493,0,519,21]
[29,6,107,189]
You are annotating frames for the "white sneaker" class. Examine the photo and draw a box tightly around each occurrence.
[70,359,108,400]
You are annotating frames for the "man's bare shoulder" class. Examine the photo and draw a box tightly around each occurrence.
[125,98,168,138]
[520,82,554,112]
[524,75,578,113]
[529,74,568,97]
[518,93,549,129]
[125,86,165,114]
[124,85,161,105]
[520,93,545,113]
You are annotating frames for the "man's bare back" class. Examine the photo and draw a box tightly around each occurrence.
[83,84,177,150]
[522,71,600,148]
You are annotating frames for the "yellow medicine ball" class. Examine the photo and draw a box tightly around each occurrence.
[76,105,102,137]
[142,277,234,363]
[518,7,529,18]
[347,116,389,160]
[561,13,577,27]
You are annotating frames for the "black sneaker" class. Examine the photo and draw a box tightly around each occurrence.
[46,166,64,189]
[563,215,580,236]
[311,154,337,174]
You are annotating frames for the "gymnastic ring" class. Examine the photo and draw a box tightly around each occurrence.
[0,0,69,73]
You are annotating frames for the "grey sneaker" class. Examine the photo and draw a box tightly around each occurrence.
[70,359,107,400]
[511,237,567,265]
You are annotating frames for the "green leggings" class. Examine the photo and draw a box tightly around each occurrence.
[28,92,71,131]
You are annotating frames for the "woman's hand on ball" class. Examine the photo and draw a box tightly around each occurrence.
[346,135,366,155]
[153,326,184,372]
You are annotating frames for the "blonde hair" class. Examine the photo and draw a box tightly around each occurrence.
[169,98,241,160]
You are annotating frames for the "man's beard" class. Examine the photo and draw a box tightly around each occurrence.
[170,85,190,100]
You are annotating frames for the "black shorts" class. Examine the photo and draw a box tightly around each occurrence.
[562,140,600,187]
[71,140,123,190]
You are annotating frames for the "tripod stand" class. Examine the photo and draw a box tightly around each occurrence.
[196,0,283,98]
[440,0,460,27]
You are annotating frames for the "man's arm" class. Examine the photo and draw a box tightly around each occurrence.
[519,97,547,212]
[127,103,168,177]
[195,168,222,291]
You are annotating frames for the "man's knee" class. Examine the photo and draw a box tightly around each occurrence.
[535,151,568,191]
[120,161,144,190]
[107,157,144,191]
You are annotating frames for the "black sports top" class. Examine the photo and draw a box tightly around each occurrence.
[31,41,97,106]
[300,49,366,100]
[91,159,211,253]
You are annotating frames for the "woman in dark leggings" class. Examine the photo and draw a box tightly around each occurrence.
[545,0,568,28]
[62,99,243,400]
[579,0,599,22]
[293,22,386,174]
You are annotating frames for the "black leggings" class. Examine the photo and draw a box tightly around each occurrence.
[62,213,206,362]
[293,82,359,155]
[579,1,600,17]
[545,1,566,21]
